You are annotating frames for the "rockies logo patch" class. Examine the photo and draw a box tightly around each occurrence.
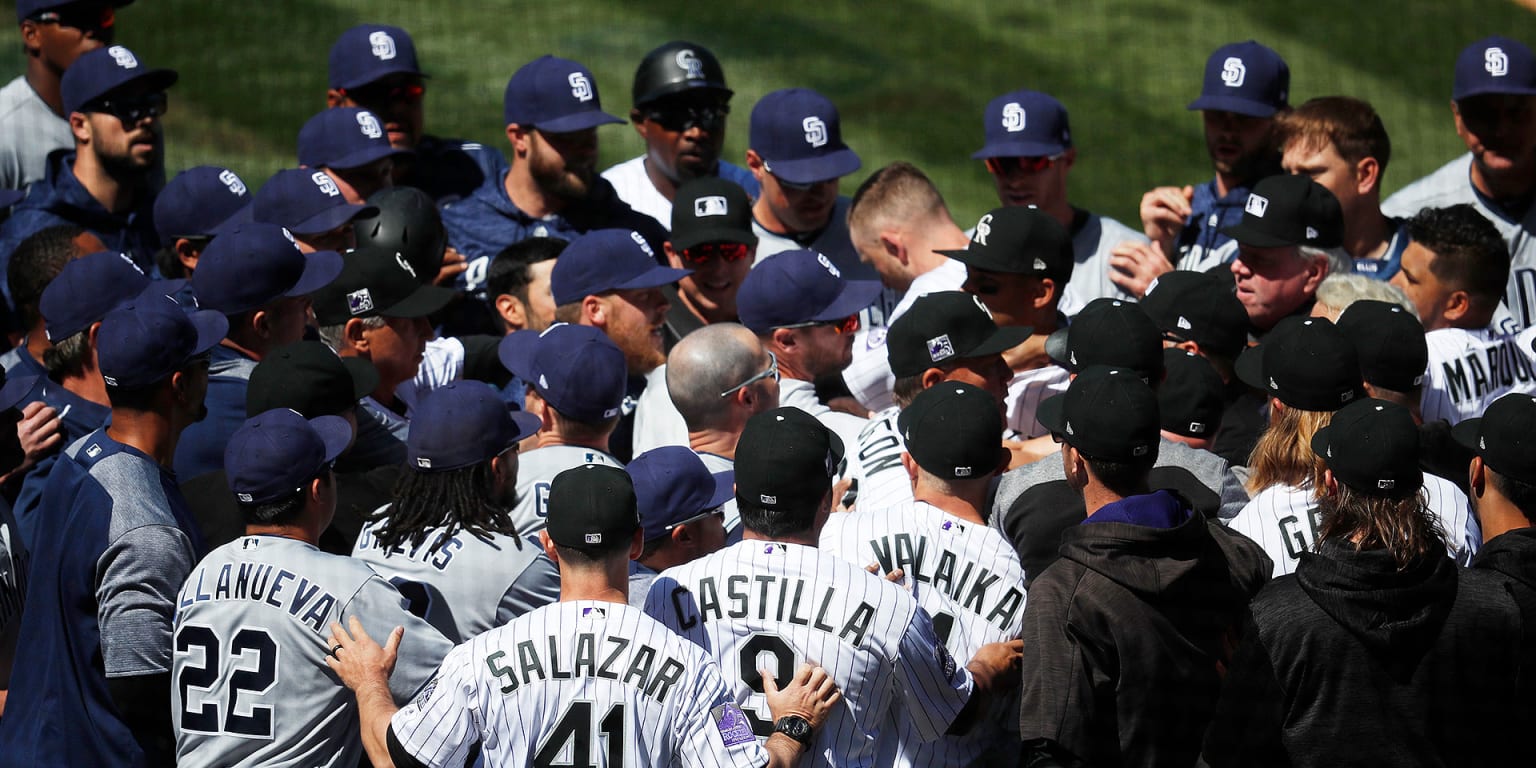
[712,703,755,746]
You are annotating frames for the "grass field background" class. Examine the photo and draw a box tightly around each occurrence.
[3,1,1532,228]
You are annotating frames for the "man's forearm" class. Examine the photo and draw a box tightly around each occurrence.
[764,732,810,768]
[354,678,401,768]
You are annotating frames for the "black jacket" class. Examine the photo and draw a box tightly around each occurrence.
[1470,527,1536,731]
[1204,541,1525,767]
[1018,496,1271,767]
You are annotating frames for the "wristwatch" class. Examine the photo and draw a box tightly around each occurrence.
[773,715,814,746]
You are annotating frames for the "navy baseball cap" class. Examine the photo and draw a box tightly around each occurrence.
[225,409,352,505]
[253,168,377,236]
[97,296,227,389]
[17,0,132,23]
[546,464,640,550]
[246,341,379,418]
[311,242,455,325]
[407,382,540,472]
[1454,36,1536,101]
[297,107,410,171]
[749,88,861,185]
[328,24,426,90]
[61,44,177,116]
[549,229,691,306]
[192,223,343,316]
[1186,40,1289,118]
[972,89,1072,159]
[1453,393,1536,484]
[628,446,734,542]
[1220,174,1344,249]
[736,249,881,335]
[1235,316,1364,411]
[40,250,149,342]
[154,166,251,242]
[1045,298,1165,381]
[1311,399,1422,499]
[498,323,626,423]
[504,55,624,132]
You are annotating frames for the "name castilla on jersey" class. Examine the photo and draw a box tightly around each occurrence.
[664,575,879,648]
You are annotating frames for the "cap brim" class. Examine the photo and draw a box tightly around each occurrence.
[1308,424,1333,459]
[497,331,539,382]
[335,66,428,92]
[761,147,861,185]
[616,264,693,292]
[967,325,1035,358]
[509,409,542,443]
[0,374,39,412]
[1186,95,1279,117]
[189,309,230,355]
[1218,222,1294,249]
[1456,85,1536,101]
[381,283,455,318]
[1035,392,1066,434]
[292,202,376,236]
[326,145,414,172]
[308,414,355,462]
[1044,327,1071,368]
[708,469,735,509]
[1233,344,1268,391]
[286,250,345,297]
[670,227,758,253]
[813,279,882,323]
[210,202,255,238]
[533,111,626,133]
[971,141,1068,160]
[1449,417,1481,452]
[341,357,380,400]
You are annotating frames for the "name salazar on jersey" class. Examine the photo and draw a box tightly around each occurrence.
[865,531,1024,632]
[177,562,337,634]
[664,575,878,648]
[484,632,688,705]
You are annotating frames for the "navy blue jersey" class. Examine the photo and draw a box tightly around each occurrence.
[172,344,257,479]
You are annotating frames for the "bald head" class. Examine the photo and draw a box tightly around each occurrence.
[667,323,773,431]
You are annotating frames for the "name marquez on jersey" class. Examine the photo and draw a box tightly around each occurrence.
[866,533,1024,632]
[356,526,463,571]
[484,633,686,704]
[667,575,877,648]
[1440,335,1534,405]
[177,562,338,633]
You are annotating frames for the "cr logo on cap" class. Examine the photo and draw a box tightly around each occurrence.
[675,49,705,79]
[1221,56,1246,87]
[357,112,384,139]
[109,45,138,69]
[1002,102,1026,133]
[802,116,827,148]
[568,72,593,102]
[1487,47,1510,77]
[395,251,417,278]
[369,31,397,61]
[974,214,993,246]
[1245,194,1269,218]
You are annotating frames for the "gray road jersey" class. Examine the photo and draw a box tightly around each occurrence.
[1060,212,1147,317]
[172,535,453,768]
[509,445,623,533]
[353,512,544,643]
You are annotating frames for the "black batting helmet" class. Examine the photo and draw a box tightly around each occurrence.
[632,41,731,107]
[353,186,445,284]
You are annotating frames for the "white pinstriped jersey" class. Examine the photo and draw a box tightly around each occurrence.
[389,600,767,768]
[851,407,914,512]
[820,501,1026,767]
[352,512,544,643]
[509,446,623,533]
[1384,153,1536,331]
[1006,364,1071,439]
[171,535,453,768]
[1224,474,1480,579]
[1421,325,1536,425]
[645,540,973,768]
[843,259,968,413]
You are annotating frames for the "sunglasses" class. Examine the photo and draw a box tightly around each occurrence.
[342,81,426,106]
[665,505,727,532]
[985,153,1066,176]
[644,103,728,132]
[680,242,750,265]
[31,4,115,32]
[720,351,779,398]
[778,314,860,335]
[89,91,168,123]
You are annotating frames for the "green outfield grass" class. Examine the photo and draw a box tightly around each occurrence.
[3,0,1531,228]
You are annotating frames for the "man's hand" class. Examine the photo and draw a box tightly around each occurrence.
[1003,436,1057,469]
[326,617,400,693]
[1139,185,1194,254]
[865,563,907,587]
[17,401,62,464]
[763,663,841,730]
[1109,241,1176,298]
[434,246,469,286]
[826,396,870,419]
[1003,334,1051,373]
[966,638,1024,693]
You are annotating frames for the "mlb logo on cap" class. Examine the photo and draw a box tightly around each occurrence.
[1245,194,1269,217]
[695,196,728,216]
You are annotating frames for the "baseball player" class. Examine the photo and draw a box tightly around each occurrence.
[152,165,252,279]
[627,445,735,606]
[297,106,409,205]
[353,381,543,643]
[329,464,839,768]
[823,382,1025,766]
[1227,317,1477,577]
[0,371,33,718]
[1391,206,1536,424]
[1384,36,1536,331]
[172,409,451,767]
[646,407,1021,767]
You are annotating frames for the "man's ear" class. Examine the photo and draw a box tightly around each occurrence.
[539,530,558,561]
[744,149,765,178]
[628,528,644,562]
[1468,455,1487,499]
[173,238,201,273]
[495,293,528,332]
[69,112,91,144]
[343,317,370,352]
[326,88,347,109]
[1443,290,1473,324]
[1354,156,1381,196]
[581,294,607,329]
[507,124,533,157]
[1032,277,1057,310]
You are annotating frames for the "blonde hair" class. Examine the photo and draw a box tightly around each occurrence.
[1316,484,1443,571]
[1246,405,1334,494]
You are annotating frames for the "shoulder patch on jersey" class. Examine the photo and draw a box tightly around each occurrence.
[936,640,957,679]
[403,674,438,717]
[711,702,756,746]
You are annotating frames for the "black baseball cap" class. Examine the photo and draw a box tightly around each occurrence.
[312,242,455,325]
[1235,316,1364,411]
[1044,298,1164,381]
[1220,174,1344,249]
[1158,349,1225,438]
[546,464,641,549]
[246,341,379,418]
[1452,393,1536,484]
[1335,300,1428,392]
[887,291,1031,378]
[938,207,1073,284]
[670,177,756,253]
[899,382,1005,480]
[632,41,731,107]
[1311,398,1422,498]
[735,407,844,512]
[1139,269,1249,359]
[1036,366,1160,463]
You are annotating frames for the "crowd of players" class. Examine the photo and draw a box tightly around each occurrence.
[0,0,1532,765]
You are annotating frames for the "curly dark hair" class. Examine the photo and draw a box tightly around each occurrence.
[368,462,521,554]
